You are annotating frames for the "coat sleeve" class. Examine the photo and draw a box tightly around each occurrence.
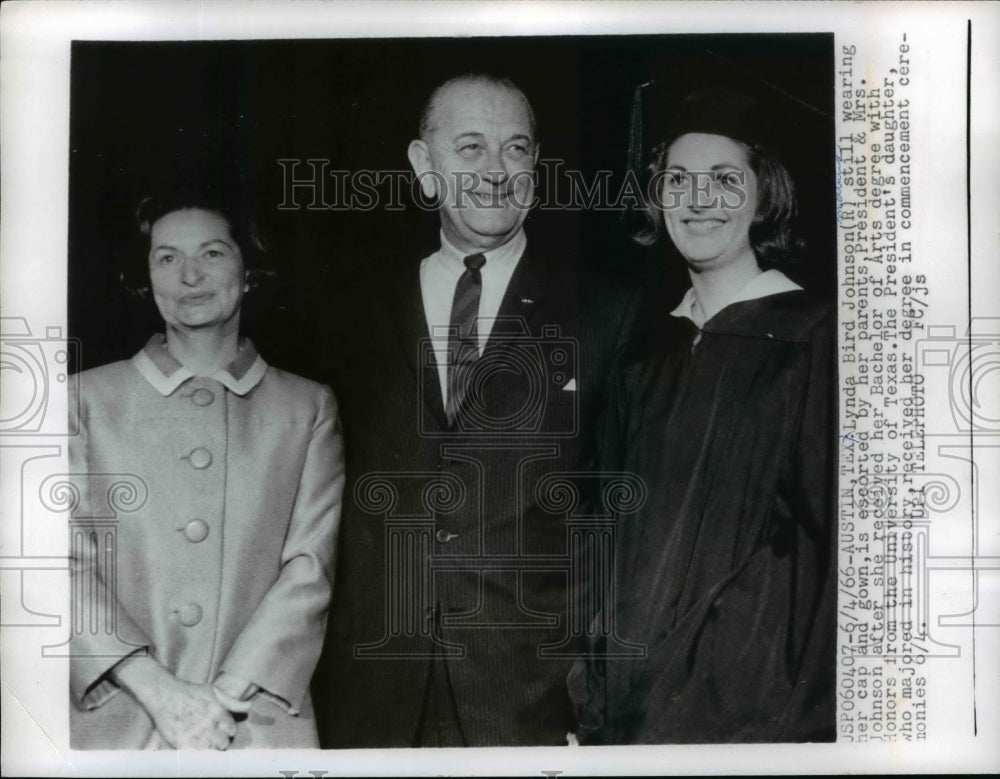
[68,380,153,710]
[218,385,345,712]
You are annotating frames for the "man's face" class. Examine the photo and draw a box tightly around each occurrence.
[408,81,538,254]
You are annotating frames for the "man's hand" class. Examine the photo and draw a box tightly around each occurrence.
[112,655,238,749]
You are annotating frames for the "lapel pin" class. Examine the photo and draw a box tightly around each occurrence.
[521,297,534,305]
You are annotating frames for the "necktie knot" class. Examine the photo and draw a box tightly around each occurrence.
[464,253,486,272]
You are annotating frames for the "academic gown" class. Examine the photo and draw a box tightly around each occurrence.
[568,290,838,744]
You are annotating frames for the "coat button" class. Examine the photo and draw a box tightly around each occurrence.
[181,519,209,543]
[435,529,459,543]
[184,447,213,469]
[190,388,215,407]
[176,602,203,627]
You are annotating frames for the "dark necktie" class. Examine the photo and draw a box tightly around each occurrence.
[445,253,486,427]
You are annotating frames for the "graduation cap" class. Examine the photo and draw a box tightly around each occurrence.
[625,51,832,181]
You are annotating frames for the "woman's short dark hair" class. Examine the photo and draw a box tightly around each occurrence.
[121,183,269,295]
[634,135,804,270]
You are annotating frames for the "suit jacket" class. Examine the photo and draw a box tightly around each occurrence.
[69,337,344,749]
[314,242,638,747]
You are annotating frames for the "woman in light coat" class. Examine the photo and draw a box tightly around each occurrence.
[69,186,344,749]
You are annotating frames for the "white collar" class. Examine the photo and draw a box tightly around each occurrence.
[436,228,526,274]
[670,269,803,328]
[131,334,268,397]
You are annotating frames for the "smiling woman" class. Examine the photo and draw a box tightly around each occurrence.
[660,132,760,279]
[569,90,838,744]
[68,184,345,750]
[148,208,247,334]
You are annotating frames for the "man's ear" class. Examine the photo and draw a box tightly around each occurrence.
[532,142,540,167]
[407,139,438,199]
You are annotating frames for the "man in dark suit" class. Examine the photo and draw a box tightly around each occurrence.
[314,73,638,747]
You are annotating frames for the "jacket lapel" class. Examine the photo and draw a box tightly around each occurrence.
[390,259,448,430]
[487,245,548,347]
[396,244,551,431]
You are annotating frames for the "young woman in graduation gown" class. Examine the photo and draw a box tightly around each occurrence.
[569,90,837,744]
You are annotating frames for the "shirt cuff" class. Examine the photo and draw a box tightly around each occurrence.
[77,647,150,711]
[78,677,123,712]
[213,672,257,702]
[213,672,297,715]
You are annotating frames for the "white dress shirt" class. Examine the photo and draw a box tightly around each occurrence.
[670,269,803,329]
[420,229,526,403]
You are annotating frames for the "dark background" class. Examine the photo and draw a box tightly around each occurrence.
[69,34,835,382]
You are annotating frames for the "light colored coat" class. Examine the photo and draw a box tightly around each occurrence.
[69,336,344,749]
